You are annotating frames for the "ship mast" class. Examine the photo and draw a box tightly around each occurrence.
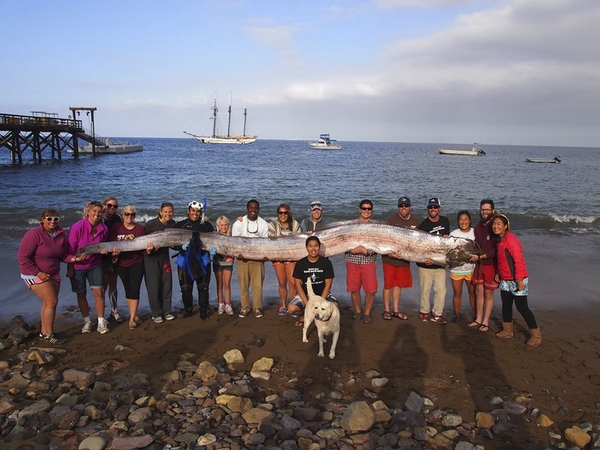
[243,98,248,138]
[210,94,218,138]
[226,91,232,138]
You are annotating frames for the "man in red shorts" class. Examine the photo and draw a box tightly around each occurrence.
[345,199,378,324]
[381,196,420,321]
[468,199,499,332]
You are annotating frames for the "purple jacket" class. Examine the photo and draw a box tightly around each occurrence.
[68,218,109,270]
[18,225,72,280]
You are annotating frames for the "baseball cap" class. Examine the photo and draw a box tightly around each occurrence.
[397,196,411,207]
[310,201,323,211]
[188,201,203,210]
[427,197,441,208]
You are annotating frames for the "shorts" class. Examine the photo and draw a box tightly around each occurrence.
[346,262,378,293]
[273,261,296,266]
[213,264,233,274]
[450,271,473,281]
[500,278,528,296]
[70,265,103,294]
[22,276,45,289]
[383,263,413,289]
[471,264,499,290]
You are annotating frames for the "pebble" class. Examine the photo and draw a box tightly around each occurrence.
[0,323,597,450]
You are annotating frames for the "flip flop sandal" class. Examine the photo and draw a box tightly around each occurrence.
[479,324,490,332]
[294,320,304,327]
[382,311,392,320]
[392,311,408,320]
[364,315,373,324]
[352,312,364,320]
[468,320,481,328]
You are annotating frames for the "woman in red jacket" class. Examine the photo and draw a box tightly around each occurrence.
[492,214,541,347]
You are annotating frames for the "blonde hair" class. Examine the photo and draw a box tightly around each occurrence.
[216,216,231,235]
[122,204,136,215]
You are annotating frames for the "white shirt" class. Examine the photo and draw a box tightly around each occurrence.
[231,215,269,238]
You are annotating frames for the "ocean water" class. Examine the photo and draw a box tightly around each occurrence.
[2,138,599,321]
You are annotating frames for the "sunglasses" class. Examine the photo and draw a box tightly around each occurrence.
[428,205,440,209]
[398,204,410,208]
[361,207,373,211]
[106,203,118,209]
[123,212,136,217]
[45,217,59,222]
[277,211,289,215]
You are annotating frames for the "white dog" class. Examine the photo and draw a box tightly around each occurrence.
[302,277,341,359]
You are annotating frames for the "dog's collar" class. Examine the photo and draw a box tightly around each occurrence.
[315,316,331,322]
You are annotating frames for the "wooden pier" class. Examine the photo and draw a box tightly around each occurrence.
[0,108,104,163]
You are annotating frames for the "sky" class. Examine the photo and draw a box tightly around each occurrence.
[2,0,599,147]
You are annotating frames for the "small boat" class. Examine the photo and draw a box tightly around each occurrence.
[79,138,143,155]
[310,134,342,150]
[437,143,485,156]
[184,93,257,145]
[526,156,561,163]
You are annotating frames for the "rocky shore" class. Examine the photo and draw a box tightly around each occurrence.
[1,315,600,450]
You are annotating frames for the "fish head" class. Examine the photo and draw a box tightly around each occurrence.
[446,239,478,268]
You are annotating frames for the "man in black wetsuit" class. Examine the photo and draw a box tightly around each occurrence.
[174,201,214,319]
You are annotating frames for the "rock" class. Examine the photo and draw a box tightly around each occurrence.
[564,426,591,449]
[538,414,554,428]
[250,370,271,380]
[195,361,218,382]
[340,401,376,433]
[502,401,527,415]
[223,349,245,365]
[197,433,217,445]
[251,357,274,372]
[63,369,96,389]
[110,435,154,449]
[78,435,107,450]
[441,413,462,427]
[371,377,389,388]
[475,411,495,429]
[455,442,477,450]
[405,391,424,413]
[242,407,276,424]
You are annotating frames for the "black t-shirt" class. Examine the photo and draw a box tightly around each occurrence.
[417,216,450,269]
[293,256,334,296]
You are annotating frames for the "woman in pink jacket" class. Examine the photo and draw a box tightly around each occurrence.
[18,209,84,344]
[492,214,541,347]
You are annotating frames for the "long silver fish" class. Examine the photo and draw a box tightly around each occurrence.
[77,222,477,267]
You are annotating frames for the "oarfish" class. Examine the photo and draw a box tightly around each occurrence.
[77,222,477,268]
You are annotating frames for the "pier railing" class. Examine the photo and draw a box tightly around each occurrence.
[0,113,83,131]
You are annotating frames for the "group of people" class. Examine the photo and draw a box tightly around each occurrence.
[17,195,541,347]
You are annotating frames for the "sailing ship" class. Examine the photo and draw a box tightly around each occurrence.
[184,93,257,145]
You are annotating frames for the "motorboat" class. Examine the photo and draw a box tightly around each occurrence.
[184,93,257,144]
[526,156,561,163]
[437,143,485,156]
[310,134,342,150]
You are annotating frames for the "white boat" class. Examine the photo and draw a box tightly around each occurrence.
[78,139,143,155]
[310,134,342,150]
[526,156,561,163]
[437,143,485,156]
[184,93,257,145]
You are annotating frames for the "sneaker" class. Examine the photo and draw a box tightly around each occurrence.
[430,315,447,325]
[183,308,193,318]
[39,333,66,344]
[109,311,124,324]
[419,313,430,322]
[218,303,225,315]
[81,321,92,334]
[97,320,110,334]
[254,309,264,318]
[152,316,164,324]
[224,304,234,316]
[238,308,249,318]
[164,313,175,321]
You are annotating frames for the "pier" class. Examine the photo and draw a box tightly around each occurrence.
[0,107,104,163]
